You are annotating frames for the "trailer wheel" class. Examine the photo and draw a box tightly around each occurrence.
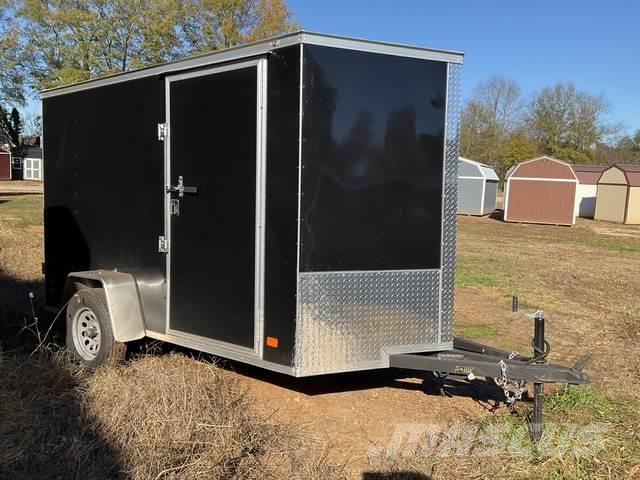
[66,288,126,368]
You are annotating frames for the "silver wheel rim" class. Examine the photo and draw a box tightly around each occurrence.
[72,306,101,361]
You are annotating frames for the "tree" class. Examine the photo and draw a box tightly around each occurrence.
[459,99,499,165]
[16,0,297,90]
[0,0,25,106]
[470,74,524,137]
[459,75,524,173]
[0,106,23,146]
[501,130,538,174]
[594,129,640,165]
[527,82,617,164]
[616,129,640,153]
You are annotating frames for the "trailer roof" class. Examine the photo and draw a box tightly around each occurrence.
[40,31,464,99]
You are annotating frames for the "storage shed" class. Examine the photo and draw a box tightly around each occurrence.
[457,157,499,215]
[572,165,607,218]
[594,164,640,224]
[0,148,10,180]
[11,145,43,181]
[503,156,578,226]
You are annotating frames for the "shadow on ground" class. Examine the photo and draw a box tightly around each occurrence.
[130,338,509,410]
[0,273,127,479]
[488,209,504,222]
[0,191,43,197]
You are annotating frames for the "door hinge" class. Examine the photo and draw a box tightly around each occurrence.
[157,123,167,141]
[158,235,169,253]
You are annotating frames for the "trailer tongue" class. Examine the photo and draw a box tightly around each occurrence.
[390,311,590,440]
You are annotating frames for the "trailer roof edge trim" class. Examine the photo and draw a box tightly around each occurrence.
[40,30,464,99]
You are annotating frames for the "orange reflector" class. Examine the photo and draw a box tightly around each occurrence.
[266,336,279,348]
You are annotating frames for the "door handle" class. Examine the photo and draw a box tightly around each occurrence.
[167,175,198,198]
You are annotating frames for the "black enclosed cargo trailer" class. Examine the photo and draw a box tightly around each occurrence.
[42,32,463,374]
[42,34,587,437]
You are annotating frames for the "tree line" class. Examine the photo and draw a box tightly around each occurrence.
[0,0,297,146]
[459,75,640,177]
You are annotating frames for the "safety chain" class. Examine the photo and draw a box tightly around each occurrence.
[495,359,526,405]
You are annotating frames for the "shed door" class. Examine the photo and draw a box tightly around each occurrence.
[165,59,266,354]
[24,158,42,180]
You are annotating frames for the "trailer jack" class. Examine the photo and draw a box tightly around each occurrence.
[389,312,590,441]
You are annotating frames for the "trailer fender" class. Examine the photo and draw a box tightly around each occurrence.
[62,270,146,342]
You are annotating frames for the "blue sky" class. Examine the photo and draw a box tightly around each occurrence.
[288,0,640,136]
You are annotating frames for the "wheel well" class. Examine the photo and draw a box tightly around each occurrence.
[62,271,146,342]
[72,279,102,292]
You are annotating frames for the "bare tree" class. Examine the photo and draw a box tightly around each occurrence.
[459,74,525,173]
[472,74,524,136]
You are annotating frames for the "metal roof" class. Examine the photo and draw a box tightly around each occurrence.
[40,30,464,99]
[506,156,577,181]
[572,165,607,185]
[458,157,499,181]
[11,145,42,158]
[617,164,640,187]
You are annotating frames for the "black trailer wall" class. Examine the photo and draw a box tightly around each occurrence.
[43,77,165,306]
[300,45,447,272]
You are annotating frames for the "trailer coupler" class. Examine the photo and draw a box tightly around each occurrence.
[388,312,590,441]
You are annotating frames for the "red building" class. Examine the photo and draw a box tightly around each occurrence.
[0,148,11,180]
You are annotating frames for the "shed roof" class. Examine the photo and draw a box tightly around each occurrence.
[459,157,499,181]
[572,165,607,185]
[11,145,42,159]
[0,147,9,154]
[617,164,640,187]
[507,156,577,181]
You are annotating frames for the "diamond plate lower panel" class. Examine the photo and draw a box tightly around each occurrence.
[295,270,441,375]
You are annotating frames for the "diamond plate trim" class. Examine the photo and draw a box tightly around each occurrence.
[295,270,441,375]
[441,63,462,342]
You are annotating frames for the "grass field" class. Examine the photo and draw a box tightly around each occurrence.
[1,192,639,479]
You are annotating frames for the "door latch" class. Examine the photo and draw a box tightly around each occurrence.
[167,175,198,198]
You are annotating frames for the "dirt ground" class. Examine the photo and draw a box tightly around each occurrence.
[0,180,43,194]
[1,191,639,479]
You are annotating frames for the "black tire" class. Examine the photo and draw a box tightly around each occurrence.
[66,288,126,368]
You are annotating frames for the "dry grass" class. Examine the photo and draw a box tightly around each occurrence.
[86,354,346,479]
[0,349,348,479]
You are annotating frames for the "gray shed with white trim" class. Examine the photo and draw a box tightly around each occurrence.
[457,157,499,215]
